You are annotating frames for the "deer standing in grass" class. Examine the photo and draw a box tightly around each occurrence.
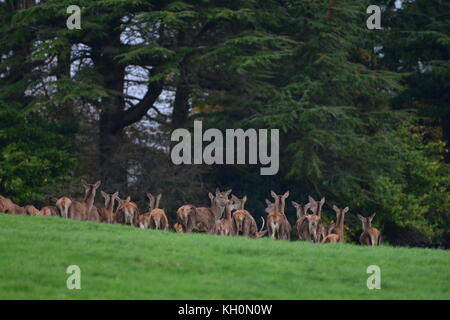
[305,196,325,243]
[68,180,101,221]
[56,197,72,219]
[266,191,291,240]
[147,193,169,230]
[215,197,237,236]
[322,205,349,243]
[231,195,267,238]
[97,191,119,223]
[116,196,139,226]
[292,201,311,241]
[177,189,230,234]
[358,213,381,246]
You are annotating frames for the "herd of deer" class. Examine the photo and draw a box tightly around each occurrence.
[0,180,382,246]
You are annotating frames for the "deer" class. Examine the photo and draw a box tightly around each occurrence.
[24,205,40,216]
[322,205,349,243]
[97,191,119,223]
[304,196,325,243]
[358,213,382,246]
[146,193,169,231]
[215,197,237,236]
[67,180,101,221]
[266,191,291,240]
[175,189,230,233]
[292,201,312,241]
[231,195,267,238]
[56,196,72,219]
[0,195,26,215]
[176,204,197,232]
[116,196,139,227]
[39,206,59,216]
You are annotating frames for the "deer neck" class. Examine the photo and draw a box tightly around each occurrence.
[84,188,96,212]
[224,204,232,220]
[106,198,114,212]
[337,212,345,229]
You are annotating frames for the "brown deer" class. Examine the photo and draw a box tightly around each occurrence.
[358,213,382,246]
[176,204,197,232]
[116,196,139,226]
[56,196,72,219]
[176,189,230,233]
[231,195,267,238]
[305,196,325,243]
[147,193,169,231]
[215,197,237,236]
[39,206,59,217]
[267,191,291,240]
[97,191,119,223]
[322,205,349,243]
[0,195,26,215]
[24,205,40,216]
[68,180,101,221]
[292,201,311,241]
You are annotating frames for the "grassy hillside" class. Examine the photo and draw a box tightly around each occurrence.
[0,213,448,300]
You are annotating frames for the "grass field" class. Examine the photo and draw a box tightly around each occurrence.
[0,213,449,299]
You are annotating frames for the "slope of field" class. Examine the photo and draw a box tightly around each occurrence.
[0,213,448,300]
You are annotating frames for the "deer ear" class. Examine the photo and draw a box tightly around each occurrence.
[265,199,271,205]
[357,214,364,221]
[215,188,220,195]
[81,179,88,188]
[242,195,247,204]
[147,193,152,200]
[231,195,238,201]
[343,207,349,214]
[320,197,325,205]
[113,192,119,198]
[126,196,131,202]
[157,194,162,200]
[225,189,232,197]
[283,191,290,199]
[332,204,339,212]
[208,192,214,200]
[308,195,315,204]
[101,191,107,198]
[270,191,277,199]
[370,212,376,221]
[291,201,299,208]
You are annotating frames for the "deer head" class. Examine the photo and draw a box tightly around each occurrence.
[81,180,101,201]
[231,195,247,210]
[308,195,325,217]
[292,201,311,219]
[357,213,376,231]
[147,193,162,211]
[101,191,119,211]
[270,190,289,213]
[332,205,349,226]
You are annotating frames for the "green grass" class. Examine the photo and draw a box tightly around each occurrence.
[0,213,449,300]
